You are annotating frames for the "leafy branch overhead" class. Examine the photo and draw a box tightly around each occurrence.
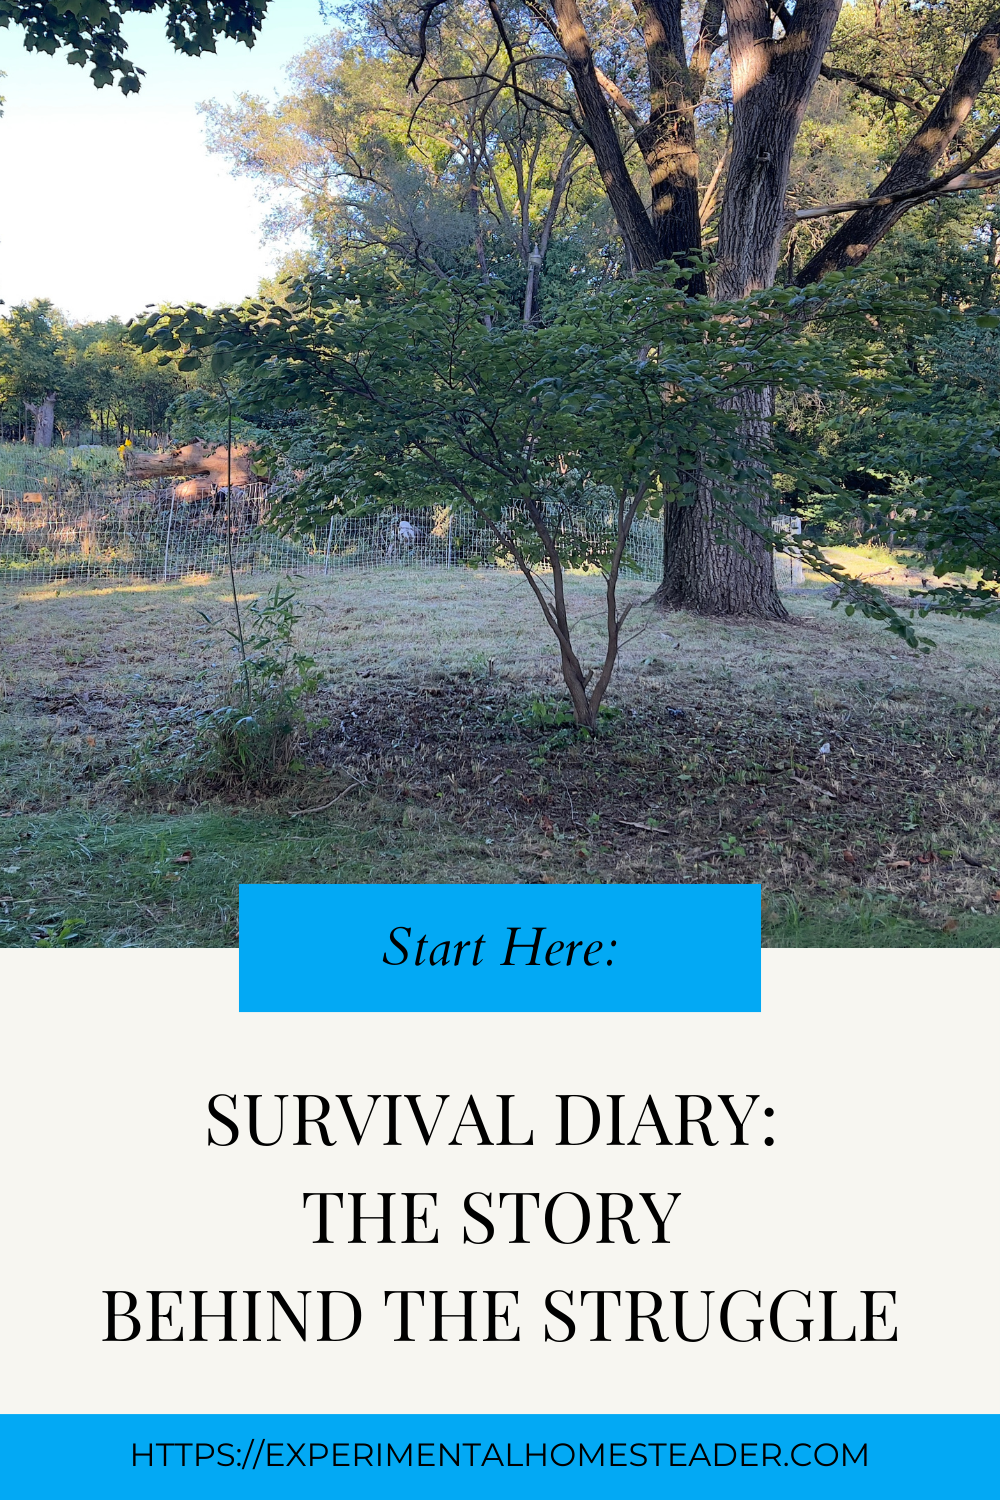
[0,0,269,91]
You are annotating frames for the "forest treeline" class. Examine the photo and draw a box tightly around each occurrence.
[0,301,187,446]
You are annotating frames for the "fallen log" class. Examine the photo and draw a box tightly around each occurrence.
[125,440,255,491]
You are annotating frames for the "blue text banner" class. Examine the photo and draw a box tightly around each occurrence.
[238,883,761,1011]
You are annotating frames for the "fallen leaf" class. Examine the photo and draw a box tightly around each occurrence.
[886,859,911,869]
[942,919,959,933]
[171,850,193,865]
[990,891,1000,904]
[843,850,856,864]
[539,815,554,836]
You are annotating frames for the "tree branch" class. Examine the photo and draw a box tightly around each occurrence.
[797,9,1000,283]
[819,63,927,117]
[689,0,725,104]
[549,0,662,268]
[794,164,1000,222]
[699,141,729,225]
[593,65,646,131]
[406,0,451,90]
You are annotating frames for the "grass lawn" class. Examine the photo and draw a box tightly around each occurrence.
[2,559,999,947]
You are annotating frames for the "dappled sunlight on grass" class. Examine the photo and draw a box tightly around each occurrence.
[17,574,219,604]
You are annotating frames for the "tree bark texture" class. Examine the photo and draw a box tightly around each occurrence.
[633,0,706,291]
[550,0,662,269]
[657,388,788,616]
[715,0,844,298]
[656,0,841,618]
[797,10,1000,284]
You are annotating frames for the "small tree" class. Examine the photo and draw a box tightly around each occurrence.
[134,268,917,726]
[0,300,74,444]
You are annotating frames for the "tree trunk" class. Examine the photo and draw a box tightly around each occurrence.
[550,0,663,269]
[657,0,841,618]
[658,389,788,617]
[26,395,56,448]
[634,0,706,292]
[658,478,788,614]
[715,0,844,298]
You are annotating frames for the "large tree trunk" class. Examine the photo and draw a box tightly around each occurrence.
[26,395,56,448]
[715,0,842,298]
[659,480,789,614]
[657,0,842,619]
[657,390,788,616]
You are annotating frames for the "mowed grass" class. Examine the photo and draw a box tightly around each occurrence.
[0,806,524,947]
[2,558,1000,947]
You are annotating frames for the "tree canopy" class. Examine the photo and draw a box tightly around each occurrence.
[0,300,187,441]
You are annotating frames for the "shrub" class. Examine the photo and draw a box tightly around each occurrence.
[187,585,324,792]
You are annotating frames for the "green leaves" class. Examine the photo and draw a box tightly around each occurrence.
[210,343,235,377]
[0,0,269,93]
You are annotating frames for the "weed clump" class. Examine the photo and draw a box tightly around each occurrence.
[123,586,323,796]
[500,695,621,765]
[186,586,323,792]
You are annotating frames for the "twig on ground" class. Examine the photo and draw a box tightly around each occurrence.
[289,779,368,816]
[616,818,672,836]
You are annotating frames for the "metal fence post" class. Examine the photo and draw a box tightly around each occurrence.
[162,491,176,583]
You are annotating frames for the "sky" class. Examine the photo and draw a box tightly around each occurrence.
[0,0,332,323]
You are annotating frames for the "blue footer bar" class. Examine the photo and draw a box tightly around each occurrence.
[2,1415,994,1495]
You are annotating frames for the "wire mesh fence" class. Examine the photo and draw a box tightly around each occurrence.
[0,484,668,587]
[0,461,805,589]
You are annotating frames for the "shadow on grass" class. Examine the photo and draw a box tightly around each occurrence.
[0,803,523,948]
